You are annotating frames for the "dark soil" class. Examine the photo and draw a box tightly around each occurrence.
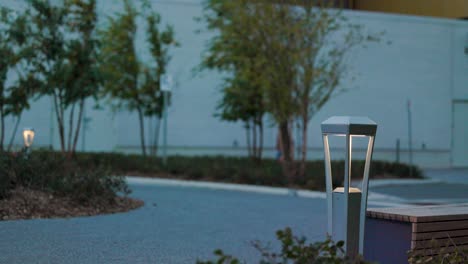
[0,187,144,221]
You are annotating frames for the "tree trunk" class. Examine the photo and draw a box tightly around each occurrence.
[152,116,161,157]
[0,108,4,151]
[67,103,76,153]
[137,107,147,156]
[279,121,292,162]
[148,116,153,156]
[7,115,21,152]
[71,99,85,156]
[279,120,296,180]
[245,122,251,157]
[58,119,65,153]
[299,116,308,177]
[258,115,263,161]
[53,93,65,153]
[252,119,257,159]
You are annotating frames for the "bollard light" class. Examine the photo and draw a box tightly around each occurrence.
[23,128,35,148]
[321,116,377,259]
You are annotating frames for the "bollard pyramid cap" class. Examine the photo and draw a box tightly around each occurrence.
[321,116,377,136]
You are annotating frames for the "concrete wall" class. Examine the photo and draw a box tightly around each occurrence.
[2,1,468,168]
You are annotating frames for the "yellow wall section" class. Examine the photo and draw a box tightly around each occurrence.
[353,0,468,19]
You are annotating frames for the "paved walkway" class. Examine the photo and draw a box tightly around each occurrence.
[424,168,468,184]
[0,183,327,264]
[369,169,468,205]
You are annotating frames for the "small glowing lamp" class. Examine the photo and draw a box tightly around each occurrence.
[23,128,35,148]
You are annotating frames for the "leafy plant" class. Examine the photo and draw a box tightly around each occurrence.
[408,238,468,264]
[198,227,371,264]
[0,151,130,203]
[0,153,15,198]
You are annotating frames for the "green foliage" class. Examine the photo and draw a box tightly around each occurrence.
[0,154,13,199]
[199,1,266,160]
[37,151,423,191]
[407,239,468,264]
[197,249,241,264]
[99,0,178,156]
[72,151,163,176]
[0,150,421,200]
[0,6,36,151]
[198,227,372,264]
[99,0,139,110]
[199,0,382,174]
[0,151,130,203]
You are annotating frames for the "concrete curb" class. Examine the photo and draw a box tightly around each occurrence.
[350,178,443,189]
[369,178,442,188]
[126,176,325,198]
[125,176,413,207]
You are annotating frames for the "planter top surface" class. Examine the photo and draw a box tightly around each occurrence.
[367,203,468,223]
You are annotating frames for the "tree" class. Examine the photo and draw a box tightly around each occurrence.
[0,7,37,152]
[200,0,379,178]
[200,0,298,167]
[292,1,380,176]
[199,0,266,161]
[100,0,177,156]
[28,0,101,156]
[215,80,265,160]
[64,0,102,155]
[144,4,178,156]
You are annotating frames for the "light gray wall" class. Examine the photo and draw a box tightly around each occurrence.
[452,25,468,101]
[2,0,467,168]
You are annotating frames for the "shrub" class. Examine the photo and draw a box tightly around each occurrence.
[27,151,424,192]
[407,239,468,264]
[0,153,14,199]
[199,228,468,264]
[197,227,371,264]
[0,151,130,203]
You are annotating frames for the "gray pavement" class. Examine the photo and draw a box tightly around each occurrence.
[0,183,327,264]
[370,183,468,204]
[368,168,468,205]
[424,168,468,184]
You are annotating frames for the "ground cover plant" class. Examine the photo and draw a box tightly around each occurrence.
[199,228,467,264]
[407,239,468,264]
[0,150,141,220]
[197,227,371,264]
[60,151,423,191]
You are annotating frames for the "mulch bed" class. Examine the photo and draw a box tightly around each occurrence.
[0,187,144,221]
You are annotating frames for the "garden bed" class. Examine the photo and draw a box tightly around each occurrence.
[0,151,143,221]
[0,187,143,221]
